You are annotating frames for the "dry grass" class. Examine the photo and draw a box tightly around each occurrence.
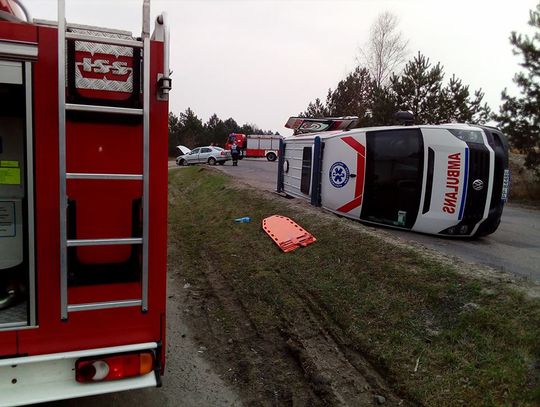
[509,153,540,206]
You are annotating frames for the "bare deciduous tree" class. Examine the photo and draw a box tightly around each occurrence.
[359,11,409,88]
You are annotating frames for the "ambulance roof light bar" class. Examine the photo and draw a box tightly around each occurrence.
[0,0,31,23]
[285,116,359,135]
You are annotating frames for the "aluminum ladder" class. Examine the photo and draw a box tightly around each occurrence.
[57,0,152,320]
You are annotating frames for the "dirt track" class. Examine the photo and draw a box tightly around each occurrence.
[174,255,410,406]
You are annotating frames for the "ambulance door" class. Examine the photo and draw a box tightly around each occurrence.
[360,128,423,229]
[320,133,366,218]
[0,60,35,329]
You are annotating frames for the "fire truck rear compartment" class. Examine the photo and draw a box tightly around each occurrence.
[0,61,33,329]
[0,3,170,403]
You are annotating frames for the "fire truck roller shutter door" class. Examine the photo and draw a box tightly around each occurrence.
[0,61,25,271]
[0,58,34,326]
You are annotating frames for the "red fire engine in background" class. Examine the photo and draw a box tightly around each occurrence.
[0,0,171,405]
[225,133,282,161]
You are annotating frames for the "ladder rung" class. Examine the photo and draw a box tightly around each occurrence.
[66,103,143,115]
[67,238,143,247]
[65,32,143,48]
[67,173,143,180]
[68,299,142,313]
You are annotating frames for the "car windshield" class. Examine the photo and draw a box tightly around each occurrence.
[360,128,424,229]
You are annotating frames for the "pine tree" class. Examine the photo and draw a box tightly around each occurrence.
[497,2,540,171]
[390,52,444,124]
[440,75,491,124]
[168,112,182,156]
[326,67,373,126]
[178,108,204,148]
[391,53,490,125]
[368,85,397,126]
[300,97,330,117]
[205,113,226,146]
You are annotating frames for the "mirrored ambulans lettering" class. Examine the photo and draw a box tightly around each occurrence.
[76,53,132,82]
[442,153,461,214]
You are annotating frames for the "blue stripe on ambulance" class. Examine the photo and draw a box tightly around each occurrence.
[458,147,469,221]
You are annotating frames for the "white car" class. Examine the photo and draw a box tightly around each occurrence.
[176,146,231,166]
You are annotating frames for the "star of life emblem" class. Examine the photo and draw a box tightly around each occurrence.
[329,162,350,188]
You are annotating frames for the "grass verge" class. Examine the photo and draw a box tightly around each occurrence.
[169,167,540,406]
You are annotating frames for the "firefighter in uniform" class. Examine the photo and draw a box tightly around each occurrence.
[231,142,239,166]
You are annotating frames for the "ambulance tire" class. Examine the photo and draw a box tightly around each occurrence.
[266,152,277,162]
[208,157,217,165]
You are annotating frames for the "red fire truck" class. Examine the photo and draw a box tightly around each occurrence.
[225,133,282,161]
[0,0,170,405]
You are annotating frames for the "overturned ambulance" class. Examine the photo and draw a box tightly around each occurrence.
[277,117,509,237]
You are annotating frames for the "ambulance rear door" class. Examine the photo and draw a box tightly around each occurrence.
[320,132,366,219]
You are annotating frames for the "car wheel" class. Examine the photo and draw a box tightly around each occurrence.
[208,157,217,165]
[180,159,188,166]
[266,152,277,162]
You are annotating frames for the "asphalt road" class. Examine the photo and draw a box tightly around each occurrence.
[214,158,540,283]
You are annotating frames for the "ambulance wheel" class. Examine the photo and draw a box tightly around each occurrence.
[266,152,277,162]
[208,157,217,165]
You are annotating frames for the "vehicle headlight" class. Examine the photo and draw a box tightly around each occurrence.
[440,224,469,235]
[448,129,484,144]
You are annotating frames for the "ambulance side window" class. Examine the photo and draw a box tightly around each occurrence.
[300,147,312,195]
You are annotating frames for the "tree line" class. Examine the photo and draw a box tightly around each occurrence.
[169,3,540,172]
[300,10,490,128]
[496,1,540,173]
[168,108,277,156]
[302,4,540,173]
[300,53,491,127]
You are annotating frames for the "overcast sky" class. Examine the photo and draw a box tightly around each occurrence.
[25,0,538,134]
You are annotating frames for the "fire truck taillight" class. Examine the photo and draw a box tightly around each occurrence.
[75,352,155,383]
